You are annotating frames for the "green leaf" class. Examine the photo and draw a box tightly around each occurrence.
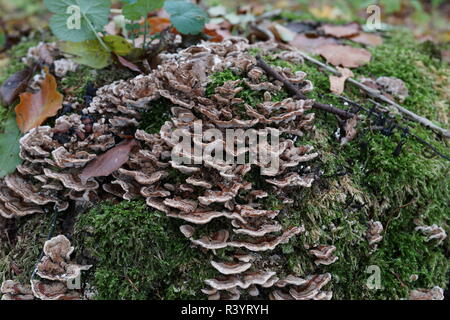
[103,35,133,56]
[0,113,23,178]
[122,0,164,21]
[165,0,209,35]
[44,0,111,42]
[0,31,5,48]
[60,40,111,69]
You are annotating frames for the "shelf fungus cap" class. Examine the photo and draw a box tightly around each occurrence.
[276,275,308,288]
[409,286,444,300]
[266,173,314,188]
[191,230,230,250]
[1,280,34,300]
[367,220,383,246]
[43,235,74,262]
[309,245,338,266]
[180,225,196,238]
[211,260,252,275]
[415,224,447,245]
[30,280,81,300]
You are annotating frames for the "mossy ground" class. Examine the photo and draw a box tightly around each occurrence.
[262,28,449,299]
[73,201,217,300]
[1,23,448,299]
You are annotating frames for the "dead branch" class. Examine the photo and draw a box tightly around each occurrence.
[292,50,450,137]
[256,55,355,119]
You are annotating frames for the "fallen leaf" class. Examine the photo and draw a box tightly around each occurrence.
[329,67,354,94]
[271,23,296,42]
[340,115,358,146]
[376,76,409,102]
[15,67,63,133]
[104,35,133,56]
[60,40,111,69]
[316,43,371,68]
[349,32,383,46]
[147,17,172,35]
[117,55,142,73]
[285,21,320,34]
[321,23,360,38]
[204,23,232,42]
[80,139,139,184]
[0,68,33,106]
[0,112,23,178]
[289,34,337,54]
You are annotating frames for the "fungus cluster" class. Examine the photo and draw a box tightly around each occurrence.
[2,235,90,300]
[366,220,383,249]
[415,224,447,245]
[0,38,335,299]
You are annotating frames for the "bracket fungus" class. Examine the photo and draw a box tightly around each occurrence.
[1,280,34,300]
[409,286,444,300]
[0,37,333,299]
[36,235,92,282]
[415,224,447,245]
[366,220,383,248]
[1,235,90,300]
[309,245,338,266]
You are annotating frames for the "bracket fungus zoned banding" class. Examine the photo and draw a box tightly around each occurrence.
[0,37,334,299]
[1,235,90,300]
[36,235,92,282]
[415,224,447,245]
[366,220,383,248]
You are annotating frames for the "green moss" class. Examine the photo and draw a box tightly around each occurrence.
[60,65,136,102]
[139,98,173,134]
[73,200,216,300]
[0,212,57,284]
[259,28,449,299]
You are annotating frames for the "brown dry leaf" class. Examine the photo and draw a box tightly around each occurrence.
[376,76,409,102]
[0,67,33,106]
[117,55,142,73]
[147,17,172,35]
[289,34,337,54]
[341,115,358,146]
[204,23,232,42]
[316,43,371,68]
[80,139,139,184]
[329,67,354,94]
[349,32,383,46]
[321,22,360,38]
[271,23,297,42]
[15,67,63,133]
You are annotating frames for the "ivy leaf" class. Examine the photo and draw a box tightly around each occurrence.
[164,0,209,35]
[122,0,165,21]
[60,40,112,69]
[0,113,23,178]
[15,67,64,133]
[44,0,111,42]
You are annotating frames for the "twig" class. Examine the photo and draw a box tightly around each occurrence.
[256,55,355,119]
[293,50,450,137]
[334,94,450,161]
